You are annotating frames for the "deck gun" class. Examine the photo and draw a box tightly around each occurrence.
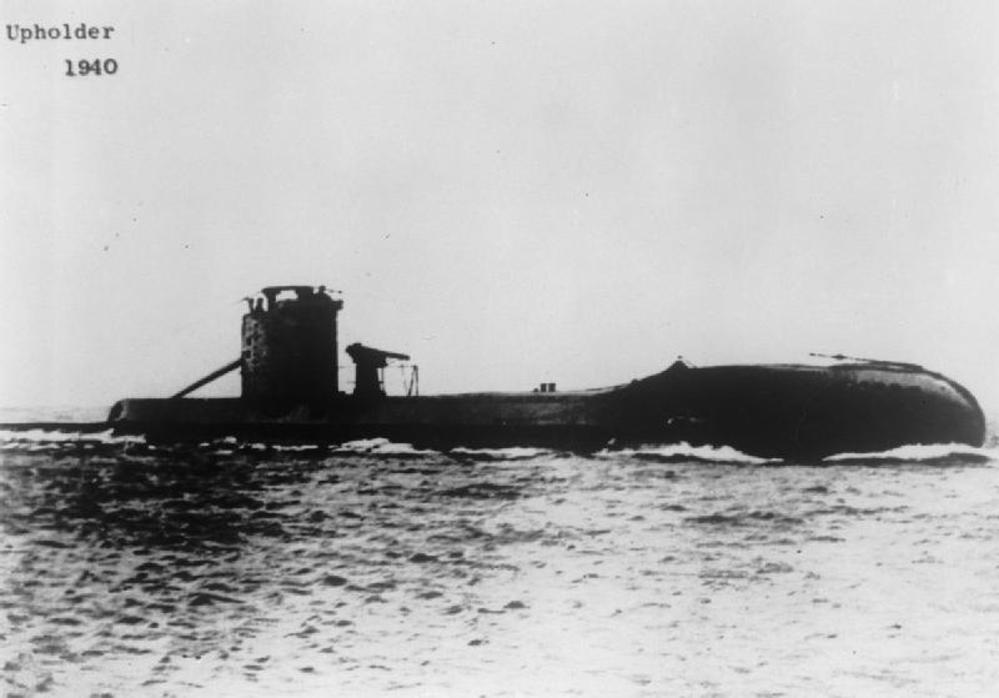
[346,343,410,397]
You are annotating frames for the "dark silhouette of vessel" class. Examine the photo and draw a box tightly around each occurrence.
[107,285,986,459]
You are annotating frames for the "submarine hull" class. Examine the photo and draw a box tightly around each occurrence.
[108,361,985,460]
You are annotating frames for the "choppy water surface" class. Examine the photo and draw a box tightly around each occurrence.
[2,431,999,697]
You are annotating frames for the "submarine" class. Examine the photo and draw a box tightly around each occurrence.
[108,285,986,459]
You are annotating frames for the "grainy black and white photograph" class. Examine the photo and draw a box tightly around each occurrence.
[2,1,999,696]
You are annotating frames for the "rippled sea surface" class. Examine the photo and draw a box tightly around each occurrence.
[3,430,999,697]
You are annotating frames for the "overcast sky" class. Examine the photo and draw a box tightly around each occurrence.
[2,0,999,415]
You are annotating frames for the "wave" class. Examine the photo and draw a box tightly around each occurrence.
[329,438,438,457]
[599,441,998,466]
[171,437,442,458]
[4,427,995,466]
[448,446,556,461]
[0,428,146,452]
[0,426,570,462]
[596,441,779,465]
[822,442,998,464]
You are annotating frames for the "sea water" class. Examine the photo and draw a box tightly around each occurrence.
[2,422,999,697]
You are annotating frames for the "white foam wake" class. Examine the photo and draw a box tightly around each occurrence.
[330,438,438,456]
[823,442,999,463]
[448,446,556,461]
[596,441,778,465]
[0,428,146,451]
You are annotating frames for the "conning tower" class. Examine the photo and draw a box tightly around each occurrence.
[241,286,343,406]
